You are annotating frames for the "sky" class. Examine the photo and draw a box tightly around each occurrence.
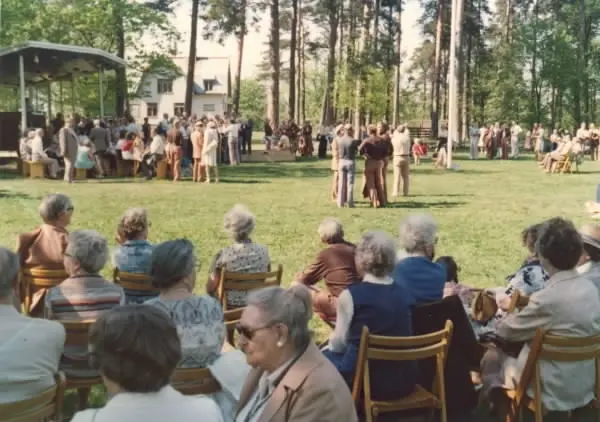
[162,0,426,77]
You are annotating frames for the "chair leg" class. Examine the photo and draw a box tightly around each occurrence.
[77,387,91,410]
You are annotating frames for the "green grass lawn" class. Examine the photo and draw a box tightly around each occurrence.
[1,151,598,418]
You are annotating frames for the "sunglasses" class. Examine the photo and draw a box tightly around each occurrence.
[235,322,276,340]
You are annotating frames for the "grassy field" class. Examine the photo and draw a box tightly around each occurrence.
[1,151,598,417]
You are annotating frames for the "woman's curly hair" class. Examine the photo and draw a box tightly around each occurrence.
[117,208,149,241]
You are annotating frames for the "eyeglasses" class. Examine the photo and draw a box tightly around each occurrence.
[235,322,276,340]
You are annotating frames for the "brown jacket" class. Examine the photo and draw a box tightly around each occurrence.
[236,343,357,422]
[16,224,68,314]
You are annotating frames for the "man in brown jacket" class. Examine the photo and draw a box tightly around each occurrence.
[59,118,79,183]
[294,218,359,322]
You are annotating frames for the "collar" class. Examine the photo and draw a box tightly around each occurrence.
[106,385,176,408]
[547,269,581,286]
[122,239,151,247]
[41,223,68,234]
[363,273,393,285]
[577,261,600,275]
[262,354,298,391]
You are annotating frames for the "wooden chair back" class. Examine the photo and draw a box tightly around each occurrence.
[0,372,66,422]
[507,328,600,422]
[218,264,283,310]
[171,367,221,395]
[21,267,68,315]
[224,307,244,346]
[59,320,95,347]
[352,320,454,422]
[507,290,530,313]
[113,268,157,293]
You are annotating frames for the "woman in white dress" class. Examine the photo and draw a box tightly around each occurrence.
[202,121,220,183]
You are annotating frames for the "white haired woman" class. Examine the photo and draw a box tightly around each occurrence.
[294,218,359,323]
[235,285,357,422]
[31,127,59,178]
[323,231,417,401]
[203,121,220,183]
[207,205,270,308]
[16,194,74,315]
[391,214,446,305]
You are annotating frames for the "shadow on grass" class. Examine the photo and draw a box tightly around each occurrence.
[0,189,38,200]
[385,200,467,209]
[409,193,474,198]
[0,169,23,180]
[414,168,500,175]
[222,163,331,179]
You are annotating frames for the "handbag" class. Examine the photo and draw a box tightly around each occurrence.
[471,290,498,323]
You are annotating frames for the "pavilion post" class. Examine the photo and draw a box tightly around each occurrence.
[47,81,52,120]
[18,54,26,135]
[71,74,76,115]
[98,67,104,119]
[59,80,64,113]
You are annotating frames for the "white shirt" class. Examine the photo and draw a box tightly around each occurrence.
[328,274,393,353]
[150,135,165,155]
[228,123,240,141]
[71,385,223,422]
[391,130,411,156]
[126,123,140,135]
[0,305,65,404]
[31,135,48,160]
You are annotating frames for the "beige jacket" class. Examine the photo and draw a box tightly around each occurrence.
[236,343,357,422]
[497,269,600,411]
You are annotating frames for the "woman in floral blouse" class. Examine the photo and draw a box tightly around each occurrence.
[207,204,271,308]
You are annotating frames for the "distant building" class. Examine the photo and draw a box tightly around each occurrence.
[130,56,230,124]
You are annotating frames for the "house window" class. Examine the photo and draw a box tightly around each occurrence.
[157,79,173,94]
[202,103,216,112]
[174,103,185,117]
[146,103,158,117]
[203,79,215,92]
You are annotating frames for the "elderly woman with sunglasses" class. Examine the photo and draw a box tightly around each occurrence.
[147,239,226,369]
[235,285,357,422]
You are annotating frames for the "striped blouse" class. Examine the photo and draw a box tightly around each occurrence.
[44,274,125,377]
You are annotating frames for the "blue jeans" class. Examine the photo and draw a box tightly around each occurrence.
[337,159,355,207]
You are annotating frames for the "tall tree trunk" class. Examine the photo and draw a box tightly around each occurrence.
[372,0,380,51]
[268,0,280,128]
[353,0,370,132]
[295,7,302,122]
[114,1,126,117]
[530,0,540,123]
[334,0,344,121]
[232,0,247,116]
[431,0,444,138]
[289,0,298,120]
[461,31,472,141]
[392,0,402,126]
[322,0,339,125]
[300,38,306,122]
[185,0,200,116]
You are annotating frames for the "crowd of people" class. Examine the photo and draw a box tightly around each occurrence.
[4,191,600,421]
[18,112,254,182]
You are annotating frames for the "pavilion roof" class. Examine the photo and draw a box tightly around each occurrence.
[0,41,126,85]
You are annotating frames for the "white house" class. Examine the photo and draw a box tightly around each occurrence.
[130,56,230,124]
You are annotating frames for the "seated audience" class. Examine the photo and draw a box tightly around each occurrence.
[577,223,600,286]
[16,193,73,315]
[392,214,446,305]
[324,231,417,400]
[147,239,225,368]
[45,230,125,377]
[481,217,600,415]
[235,285,357,422]
[0,248,65,404]
[70,305,223,422]
[112,208,156,303]
[74,137,96,172]
[19,131,32,161]
[207,205,270,308]
[294,217,359,322]
[540,135,577,172]
[31,128,59,178]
